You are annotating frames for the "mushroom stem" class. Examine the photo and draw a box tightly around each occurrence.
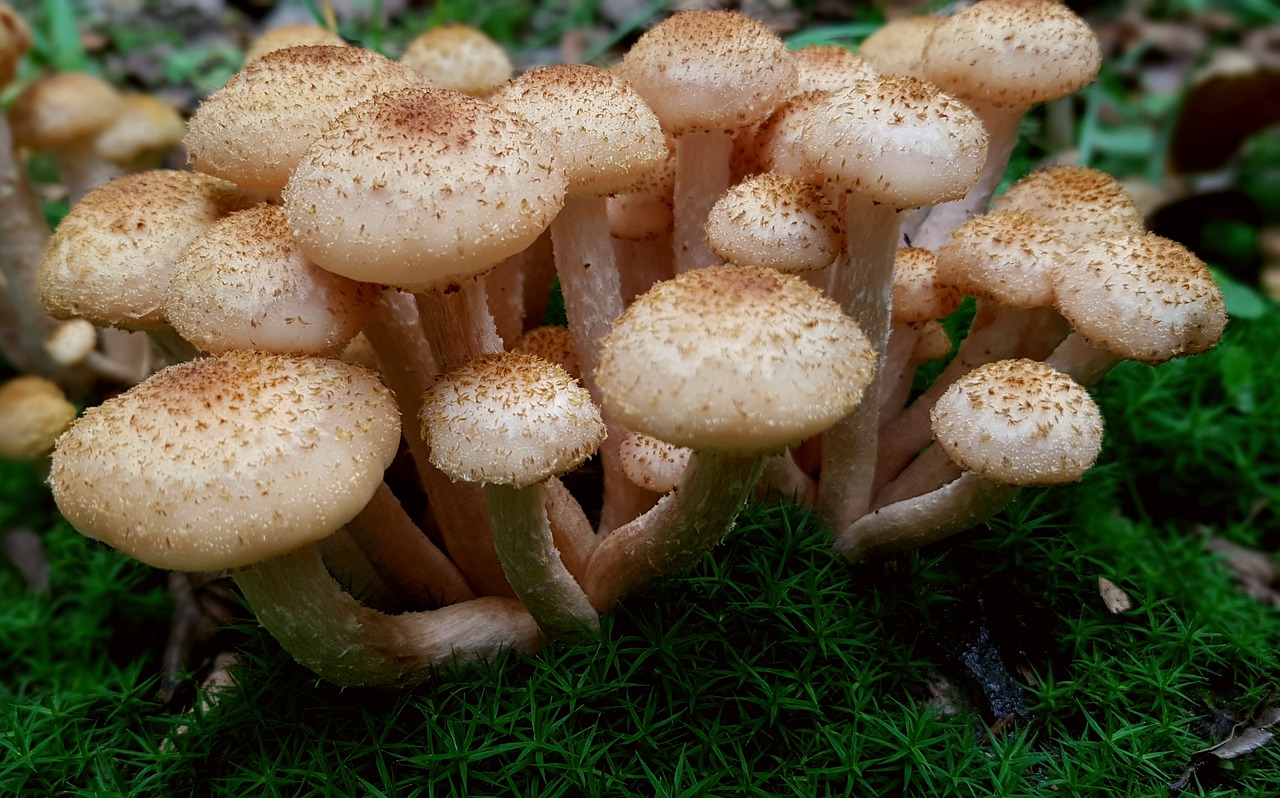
[584,449,765,612]
[817,196,901,530]
[834,472,1020,563]
[414,275,504,371]
[543,476,598,580]
[487,482,599,638]
[234,544,541,687]
[673,130,733,273]
[872,442,961,510]
[345,482,476,609]
[1044,331,1123,387]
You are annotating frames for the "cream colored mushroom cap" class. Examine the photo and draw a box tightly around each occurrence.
[38,170,259,331]
[856,15,943,79]
[705,172,841,272]
[750,91,830,182]
[935,211,1074,309]
[793,45,880,94]
[10,72,122,148]
[618,10,796,133]
[94,93,187,168]
[166,205,382,356]
[511,325,581,381]
[596,266,875,451]
[801,76,988,210]
[420,353,605,488]
[993,166,1145,246]
[891,247,962,323]
[400,24,513,98]
[0,376,77,460]
[283,87,566,291]
[243,24,346,63]
[931,358,1102,486]
[1054,233,1227,364]
[48,351,400,572]
[185,46,425,198]
[618,432,691,494]
[923,0,1101,109]
[493,64,666,198]
[607,145,675,241]
[0,3,33,87]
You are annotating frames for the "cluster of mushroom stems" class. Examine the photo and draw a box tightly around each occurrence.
[0,2,1228,686]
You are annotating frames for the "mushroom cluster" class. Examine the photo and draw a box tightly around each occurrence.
[3,3,1229,687]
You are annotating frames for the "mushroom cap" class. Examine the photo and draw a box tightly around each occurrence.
[1053,233,1227,364]
[618,431,691,494]
[10,72,123,149]
[801,76,988,210]
[935,210,1074,309]
[856,15,944,79]
[493,64,666,198]
[923,0,1101,109]
[48,351,400,572]
[43,319,98,367]
[166,205,382,356]
[993,166,1145,246]
[38,170,259,331]
[793,45,880,94]
[891,247,962,323]
[704,172,842,273]
[931,358,1102,486]
[243,23,346,63]
[748,91,830,183]
[419,352,605,488]
[94,93,187,169]
[0,3,33,87]
[399,23,513,98]
[606,145,675,241]
[185,45,425,198]
[596,265,875,452]
[0,376,77,460]
[618,10,796,134]
[510,325,581,381]
[283,86,566,291]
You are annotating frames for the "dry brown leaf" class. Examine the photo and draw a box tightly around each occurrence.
[1098,576,1134,614]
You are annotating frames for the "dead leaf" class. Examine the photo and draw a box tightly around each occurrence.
[1206,537,1280,609]
[1098,576,1134,614]
[1170,702,1280,792]
[159,570,240,703]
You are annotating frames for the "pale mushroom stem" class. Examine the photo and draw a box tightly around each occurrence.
[345,482,476,608]
[757,450,817,506]
[542,477,599,580]
[875,302,1070,493]
[673,130,733,273]
[414,276,504,371]
[908,107,1022,251]
[1044,332,1123,387]
[233,544,541,687]
[584,449,766,612]
[616,236,673,305]
[872,442,961,510]
[487,483,599,638]
[833,472,1020,564]
[147,327,202,365]
[57,146,122,206]
[817,196,901,531]
[878,322,924,424]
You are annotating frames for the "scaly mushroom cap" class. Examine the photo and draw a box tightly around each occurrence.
[618,431,691,494]
[511,325,581,381]
[420,352,605,488]
[166,205,382,356]
[399,23,513,98]
[618,10,796,134]
[856,15,944,80]
[1053,233,1227,364]
[923,0,1101,109]
[607,144,675,241]
[38,170,259,331]
[793,45,880,94]
[801,76,988,210]
[283,87,566,291]
[48,351,400,572]
[891,247,962,323]
[596,265,875,452]
[748,91,830,182]
[493,64,666,198]
[931,358,1102,486]
[0,3,32,87]
[243,23,346,63]
[704,172,842,273]
[935,210,1074,309]
[10,72,123,149]
[0,376,77,460]
[993,166,1145,246]
[94,93,187,170]
[185,45,425,198]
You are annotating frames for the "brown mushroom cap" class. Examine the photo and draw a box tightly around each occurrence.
[596,265,875,451]
[48,351,400,572]
[510,325,581,381]
[935,210,1074,309]
[0,3,33,87]
[420,352,605,488]
[9,72,123,149]
[38,170,259,331]
[0,376,77,460]
[166,205,382,355]
[993,166,1145,246]
[185,45,425,198]
[618,10,796,134]
[704,172,842,273]
[922,0,1101,109]
[931,358,1103,486]
[493,64,666,198]
[283,86,566,291]
[399,23,513,98]
[801,76,988,210]
[1053,233,1227,364]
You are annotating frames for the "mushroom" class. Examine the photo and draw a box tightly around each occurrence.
[399,24,513,98]
[0,375,77,461]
